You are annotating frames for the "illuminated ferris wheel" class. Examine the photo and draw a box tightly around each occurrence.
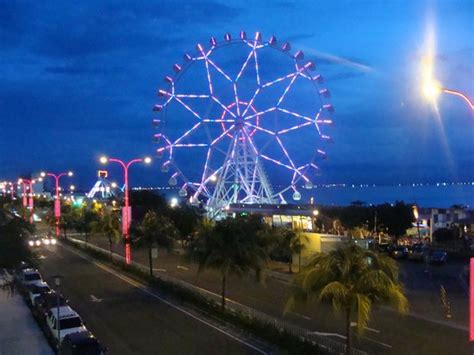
[153,32,334,217]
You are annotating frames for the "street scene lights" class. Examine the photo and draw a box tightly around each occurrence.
[18,177,43,223]
[421,55,474,110]
[100,155,152,264]
[41,171,73,237]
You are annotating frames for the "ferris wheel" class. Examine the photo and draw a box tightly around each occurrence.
[153,31,334,217]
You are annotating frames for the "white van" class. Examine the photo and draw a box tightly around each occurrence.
[46,306,87,344]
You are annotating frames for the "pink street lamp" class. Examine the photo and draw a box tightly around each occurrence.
[18,177,43,223]
[1,181,15,199]
[41,171,73,236]
[100,155,152,265]
[423,81,474,111]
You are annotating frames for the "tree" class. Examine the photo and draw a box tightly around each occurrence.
[274,228,308,273]
[76,209,99,245]
[137,211,178,276]
[91,209,121,261]
[286,244,408,354]
[0,207,35,268]
[192,216,267,309]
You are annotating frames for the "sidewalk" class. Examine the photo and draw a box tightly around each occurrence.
[0,274,52,355]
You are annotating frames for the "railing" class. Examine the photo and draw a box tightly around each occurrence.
[67,237,368,355]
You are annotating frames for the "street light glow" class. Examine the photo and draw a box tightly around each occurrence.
[100,156,108,164]
[144,157,152,164]
[312,209,320,216]
[68,171,73,177]
[40,172,46,177]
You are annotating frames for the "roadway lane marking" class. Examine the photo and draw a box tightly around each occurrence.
[90,295,103,303]
[61,244,268,354]
[289,311,311,320]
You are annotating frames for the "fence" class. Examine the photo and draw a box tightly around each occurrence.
[67,237,368,355]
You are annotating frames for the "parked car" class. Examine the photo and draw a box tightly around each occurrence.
[391,246,409,259]
[46,306,87,345]
[17,268,43,292]
[430,250,448,264]
[60,331,106,355]
[408,245,425,261]
[378,243,395,254]
[33,291,68,320]
[27,282,51,306]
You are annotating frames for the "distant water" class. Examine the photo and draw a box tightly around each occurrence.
[302,184,474,208]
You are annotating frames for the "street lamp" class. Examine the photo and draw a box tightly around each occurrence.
[17,177,43,223]
[53,274,62,354]
[412,205,421,240]
[41,171,73,237]
[421,55,473,111]
[100,155,152,264]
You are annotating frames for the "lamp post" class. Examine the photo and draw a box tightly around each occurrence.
[18,177,43,223]
[0,181,14,199]
[41,171,73,237]
[53,274,62,354]
[423,80,474,111]
[100,156,151,264]
[412,205,421,241]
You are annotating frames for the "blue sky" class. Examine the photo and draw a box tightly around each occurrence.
[0,0,473,192]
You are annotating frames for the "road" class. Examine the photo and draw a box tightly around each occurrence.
[74,236,472,355]
[37,243,270,355]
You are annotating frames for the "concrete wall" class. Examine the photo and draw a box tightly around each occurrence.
[293,233,345,268]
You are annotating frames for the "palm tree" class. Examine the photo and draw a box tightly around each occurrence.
[138,211,178,276]
[286,244,408,355]
[290,230,308,273]
[91,209,121,261]
[277,228,308,273]
[76,209,99,246]
[192,216,267,310]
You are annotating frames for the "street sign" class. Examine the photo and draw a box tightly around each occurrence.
[152,248,158,259]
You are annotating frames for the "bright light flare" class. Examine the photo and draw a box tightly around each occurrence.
[100,156,108,164]
[144,157,152,164]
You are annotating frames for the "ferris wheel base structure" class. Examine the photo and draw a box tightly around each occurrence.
[206,128,276,219]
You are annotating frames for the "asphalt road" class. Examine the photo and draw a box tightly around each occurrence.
[37,244,269,355]
[82,237,472,355]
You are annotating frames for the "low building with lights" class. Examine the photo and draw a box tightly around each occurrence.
[227,203,346,265]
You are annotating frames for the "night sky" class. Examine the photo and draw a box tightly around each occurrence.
[1,0,473,192]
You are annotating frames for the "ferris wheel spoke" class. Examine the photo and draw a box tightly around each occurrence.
[175,94,210,99]
[276,74,298,107]
[277,121,312,135]
[236,49,255,82]
[275,136,297,169]
[244,122,275,136]
[261,72,296,88]
[241,87,261,117]
[173,122,202,145]
[244,106,277,120]
[211,124,235,146]
[211,96,237,118]
[233,83,241,116]
[174,97,203,120]
[207,59,233,82]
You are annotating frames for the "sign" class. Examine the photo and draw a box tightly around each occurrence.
[151,248,158,259]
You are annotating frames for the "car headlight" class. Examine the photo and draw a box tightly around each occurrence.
[50,239,57,245]
[35,240,41,246]
[28,240,35,247]
[43,239,50,245]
